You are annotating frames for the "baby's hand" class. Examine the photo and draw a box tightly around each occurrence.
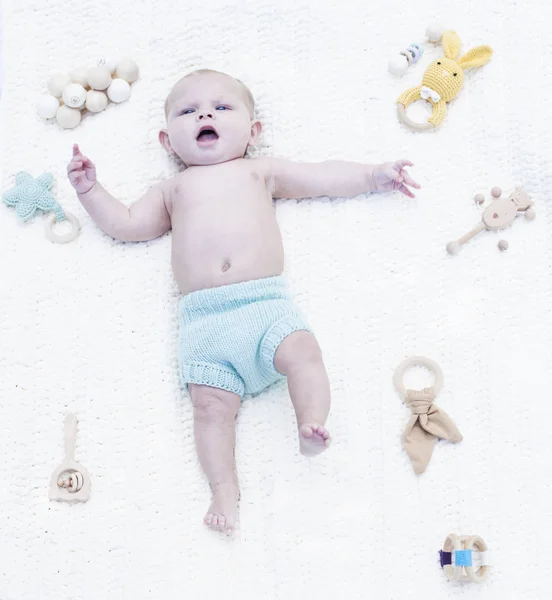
[373,160,420,198]
[67,143,97,194]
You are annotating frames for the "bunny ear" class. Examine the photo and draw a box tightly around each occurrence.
[457,45,493,69]
[442,30,462,59]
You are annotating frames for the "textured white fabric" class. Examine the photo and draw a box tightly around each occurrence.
[1,1,552,599]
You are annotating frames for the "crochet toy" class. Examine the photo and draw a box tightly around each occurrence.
[37,56,139,129]
[446,186,535,255]
[393,356,462,474]
[3,171,81,243]
[49,414,90,503]
[440,534,490,583]
[396,30,492,131]
[388,23,445,77]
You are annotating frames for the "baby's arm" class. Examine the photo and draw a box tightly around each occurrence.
[260,158,419,199]
[68,144,171,242]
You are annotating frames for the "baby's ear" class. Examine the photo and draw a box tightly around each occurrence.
[442,30,462,60]
[248,120,262,146]
[457,45,493,70]
[158,129,174,154]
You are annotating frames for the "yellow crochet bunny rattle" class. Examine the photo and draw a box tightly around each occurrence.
[397,30,493,131]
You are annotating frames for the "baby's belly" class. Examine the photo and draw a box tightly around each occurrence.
[171,220,285,295]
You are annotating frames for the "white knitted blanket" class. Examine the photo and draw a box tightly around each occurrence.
[2,1,552,598]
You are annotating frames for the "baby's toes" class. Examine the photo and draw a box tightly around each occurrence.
[300,424,314,438]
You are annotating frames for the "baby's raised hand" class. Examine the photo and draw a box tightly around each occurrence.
[374,160,420,198]
[67,144,97,194]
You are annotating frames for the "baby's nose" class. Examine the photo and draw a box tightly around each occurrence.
[197,112,214,120]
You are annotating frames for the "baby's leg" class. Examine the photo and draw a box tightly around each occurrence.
[274,331,331,456]
[190,384,241,535]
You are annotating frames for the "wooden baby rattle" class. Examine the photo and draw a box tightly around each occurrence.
[447,186,535,255]
[397,30,492,131]
[440,534,490,583]
[49,414,90,503]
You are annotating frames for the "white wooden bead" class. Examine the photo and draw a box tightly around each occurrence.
[56,105,82,129]
[107,78,131,103]
[388,55,409,76]
[62,83,87,108]
[47,72,71,98]
[116,57,139,83]
[85,90,108,113]
[37,95,60,119]
[87,66,112,90]
[70,67,89,87]
[97,57,117,74]
[426,24,445,43]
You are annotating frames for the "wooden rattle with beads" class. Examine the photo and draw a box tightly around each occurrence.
[388,24,445,77]
[446,186,535,255]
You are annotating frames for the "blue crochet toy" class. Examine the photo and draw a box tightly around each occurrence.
[3,171,80,243]
[3,172,65,221]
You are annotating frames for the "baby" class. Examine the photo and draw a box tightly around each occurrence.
[67,69,419,535]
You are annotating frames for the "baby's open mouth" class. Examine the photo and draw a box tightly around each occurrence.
[196,126,219,145]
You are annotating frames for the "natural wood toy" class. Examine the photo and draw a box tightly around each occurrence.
[49,414,90,503]
[37,56,139,129]
[446,186,535,255]
[440,534,490,583]
[393,356,462,474]
[397,30,492,131]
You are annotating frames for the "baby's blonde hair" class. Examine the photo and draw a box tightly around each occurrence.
[164,69,255,119]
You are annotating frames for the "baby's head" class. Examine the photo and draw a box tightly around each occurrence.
[160,69,261,167]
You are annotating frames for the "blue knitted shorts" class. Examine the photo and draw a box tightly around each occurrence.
[177,276,311,397]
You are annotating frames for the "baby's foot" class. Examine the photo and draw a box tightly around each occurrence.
[204,481,240,536]
[299,423,331,457]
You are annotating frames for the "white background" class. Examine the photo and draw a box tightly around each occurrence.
[1,0,552,598]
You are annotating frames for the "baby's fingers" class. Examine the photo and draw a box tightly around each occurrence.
[397,183,415,198]
[395,159,414,169]
[67,159,83,173]
[401,169,421,189]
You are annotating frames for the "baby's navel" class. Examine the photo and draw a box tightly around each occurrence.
[221,261,231,273]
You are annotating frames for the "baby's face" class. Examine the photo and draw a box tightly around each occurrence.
[161,73,260,166]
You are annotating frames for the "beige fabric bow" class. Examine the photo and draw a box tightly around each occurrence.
[403,388,463,474]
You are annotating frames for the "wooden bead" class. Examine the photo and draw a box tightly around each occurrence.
[491,186,502,198]
[498,240,508,251]
[47,72,71,98]
[474,193,485,205]
[56,105,82,129]
[116,57,139,83]
[87,66,112,90]
[37,95,60,119]
[85,90,108,113]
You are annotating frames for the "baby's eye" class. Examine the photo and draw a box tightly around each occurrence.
[180,108,195,115]
[215,105,230,111]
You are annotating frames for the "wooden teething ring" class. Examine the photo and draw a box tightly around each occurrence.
[393,356,444,398]
[397,103,437,132]
[44,211,81,243]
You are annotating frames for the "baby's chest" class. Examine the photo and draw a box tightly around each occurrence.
[170,171,270,213]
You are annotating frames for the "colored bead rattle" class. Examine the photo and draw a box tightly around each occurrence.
[439,534,490,583]
[446,186,535,255]
[388,24,445,77]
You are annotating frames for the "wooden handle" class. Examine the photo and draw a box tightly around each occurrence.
[457,222,486,245]
[64,413,77,459]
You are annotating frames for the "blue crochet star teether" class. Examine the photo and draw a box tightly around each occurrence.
[3,171,80,243]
